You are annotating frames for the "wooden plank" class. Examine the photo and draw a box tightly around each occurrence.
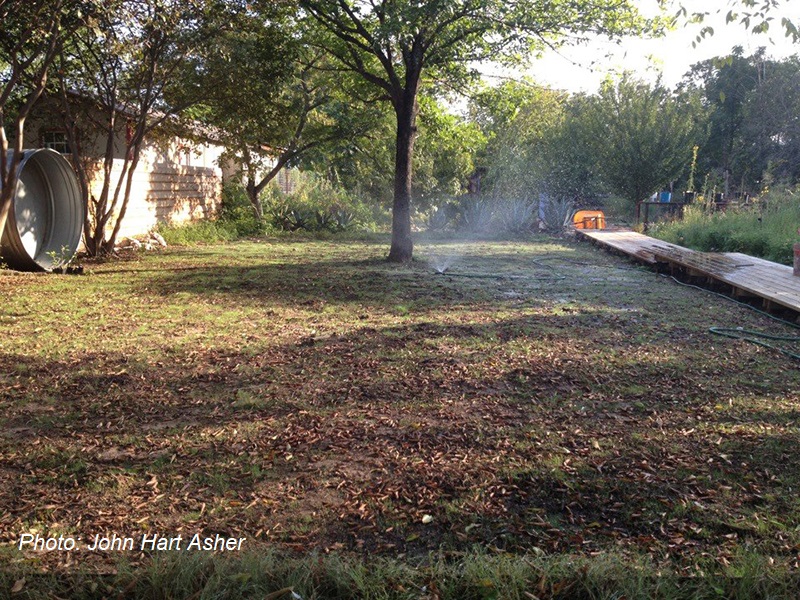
[647,246,798,312]
[575,229,680,264]
[577,228,800,313]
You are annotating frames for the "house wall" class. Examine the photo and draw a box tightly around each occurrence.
[24,96,225,241]
[86,138,224,240]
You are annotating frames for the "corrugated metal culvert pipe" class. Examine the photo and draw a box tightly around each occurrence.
[0,149,84,271]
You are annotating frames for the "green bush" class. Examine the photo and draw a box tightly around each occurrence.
[219,183,270,237]
[154,183,270,246]
[265,174,380,233]
[603,195,636,223]
[153,174,387,247]
[650,187,800,264]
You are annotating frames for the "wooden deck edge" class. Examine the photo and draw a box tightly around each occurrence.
[574,229,658,264]
[575,228,800,315]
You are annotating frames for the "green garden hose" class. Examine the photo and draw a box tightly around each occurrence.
[708,327,800,361]
[436,266,566,280]
[436,271,530,279]
[666,275,800,361]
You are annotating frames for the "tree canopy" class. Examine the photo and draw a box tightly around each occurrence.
[55,0,231,255]
[300,0,654,260]
[0,0,99,244]
[674,0,799,44]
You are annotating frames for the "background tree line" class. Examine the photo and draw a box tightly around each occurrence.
[469,46,800,227]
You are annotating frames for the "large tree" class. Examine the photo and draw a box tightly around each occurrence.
[682,49,800,193]
[674,0,798,43]
[683,48,763,193]
[470,80,568,203]
[739,56,800,185]
[193,9,362,221]
[585,74,706,209]
[300,0,652,261]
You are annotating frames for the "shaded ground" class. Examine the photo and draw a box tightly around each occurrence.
[1,235,799,574]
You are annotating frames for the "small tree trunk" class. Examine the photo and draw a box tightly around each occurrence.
[105,141,143,252]
[0,114,32,240]
[0,165,15,239]
[246,177,263,220]
[388,92,417,263]
[83,108,118,257]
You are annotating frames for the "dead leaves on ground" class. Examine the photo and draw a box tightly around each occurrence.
[1,240,800,572]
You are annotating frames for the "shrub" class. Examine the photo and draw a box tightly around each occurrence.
[265,174,379,233]
[154,183,271,246]
[495,199,537,234]
[218,183,269,237]
[155,219,239,245]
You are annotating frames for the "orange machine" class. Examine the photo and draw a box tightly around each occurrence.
[573,210,606,230]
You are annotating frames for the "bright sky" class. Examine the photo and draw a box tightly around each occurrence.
[523,0,800,93]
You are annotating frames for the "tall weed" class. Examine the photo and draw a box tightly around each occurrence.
[651,187,800,264]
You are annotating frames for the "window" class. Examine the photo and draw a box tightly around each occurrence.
[42,131,70,154]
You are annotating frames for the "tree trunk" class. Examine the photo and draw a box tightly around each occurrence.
[105,139,143,252]
[246,177,263,221]
[388,92,417,263]
[0,13,61,242]
[83,108,118,256]
[0,112,33,243]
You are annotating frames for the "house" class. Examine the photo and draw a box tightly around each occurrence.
[23,94,226,241]
[22,93,299,244]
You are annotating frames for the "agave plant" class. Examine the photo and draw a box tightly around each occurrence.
[496,199,536,234]
[458,198,494,233]
[315,209,335,231]
[330,207,357,231]
[270,203,314,231]
[269,203,294,231]
[425,205,453,231]
[539,197,575,232]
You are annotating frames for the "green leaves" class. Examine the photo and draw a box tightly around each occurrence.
[583,74,707,208]
[676,0,798,44]
[301,0,651,105]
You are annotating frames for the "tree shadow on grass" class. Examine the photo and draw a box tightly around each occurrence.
[127,246,648,318]
[1,308,799,567]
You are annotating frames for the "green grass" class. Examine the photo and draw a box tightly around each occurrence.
[649,187,800,264]
[1,235,800,595]
[3,549,800,599]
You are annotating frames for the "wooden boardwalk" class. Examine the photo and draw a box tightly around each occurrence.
[577,229,800,313]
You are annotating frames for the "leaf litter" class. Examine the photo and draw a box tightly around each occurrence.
[0,238,799,573]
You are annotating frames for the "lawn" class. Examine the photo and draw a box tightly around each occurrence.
[1,235,800,597]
